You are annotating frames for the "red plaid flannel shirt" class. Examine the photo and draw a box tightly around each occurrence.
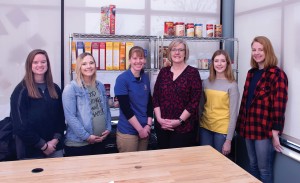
[236,66,288,140]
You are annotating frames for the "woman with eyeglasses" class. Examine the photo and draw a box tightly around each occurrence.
[153,38,202,149]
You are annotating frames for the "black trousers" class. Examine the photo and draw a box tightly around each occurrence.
[64,142,106,157]
[155,127,197,149]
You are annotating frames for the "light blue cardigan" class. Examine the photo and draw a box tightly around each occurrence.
[62,80,111,144]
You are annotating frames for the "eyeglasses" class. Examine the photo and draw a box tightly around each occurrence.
[171,48,185,53]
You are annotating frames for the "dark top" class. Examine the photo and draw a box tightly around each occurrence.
[10,80,65,159]
[153,66,202,133]
[246,69,264,110]
[118,93,153,120]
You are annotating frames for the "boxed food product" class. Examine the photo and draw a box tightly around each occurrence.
[113,42,120,70]
[100,5,116,35]
[119,42,126,70]
[71,41,76,71]
[76,41,84,58]
[84,42,91,53]
[99,42,106,70]
[125,42,134,69]
[91,42,100,70]
[106,42,113,70]
[159,46,171,68]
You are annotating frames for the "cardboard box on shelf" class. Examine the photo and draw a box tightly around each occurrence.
[113,42,120,70]
[71,41,76,71]
[119,42,126,70]
[106,42,113,70]
[91,42,100,70]
[99,42,106,70]
[125,42,134,69]
[100,5,116,35]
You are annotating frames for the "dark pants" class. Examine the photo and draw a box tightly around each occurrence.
[155,127,196,149]
[64,142,106,157]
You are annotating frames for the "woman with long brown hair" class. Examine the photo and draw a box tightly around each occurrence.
[199,50,240,156]
[10,49,65,159]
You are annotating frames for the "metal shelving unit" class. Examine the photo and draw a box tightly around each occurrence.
[157,35,239,81]
[69,33,239,84]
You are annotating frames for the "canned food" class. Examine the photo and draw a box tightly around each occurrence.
[185,23,194,37]
[194,24,203,37]
[214,24,222,38]
[197,59,202,69]
[104,84,111,97]
[113,96,119,108]
[206,24,214,37]
[108,97,114,107]
[175,22,185,37]
[201,59,209,69]
[164,22,174,36]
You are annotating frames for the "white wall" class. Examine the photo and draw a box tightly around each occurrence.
[0,0,61,119]
[0,0,220,119]
[235,0,300,140]
[64,0,221,87]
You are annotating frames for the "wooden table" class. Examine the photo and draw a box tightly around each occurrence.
[0,146,260,183]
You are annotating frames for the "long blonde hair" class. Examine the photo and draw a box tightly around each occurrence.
[75,52,96,87]
[208,49,235,82]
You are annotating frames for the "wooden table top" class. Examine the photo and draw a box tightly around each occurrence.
[0,146,260,183]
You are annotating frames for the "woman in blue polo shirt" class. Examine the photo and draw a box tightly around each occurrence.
[114,46,153,152]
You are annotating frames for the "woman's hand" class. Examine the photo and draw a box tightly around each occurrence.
[157,118,174,131]
[87,135,102,144]
[97,130,111,142]
[41,142,56,156]
[272,130,283,152]
[138,128,149,139]
[222,140,232,156]
[168,119,181,128]
[47,138,59,148]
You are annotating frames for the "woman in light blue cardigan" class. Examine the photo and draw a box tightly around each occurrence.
[62,52,111,156]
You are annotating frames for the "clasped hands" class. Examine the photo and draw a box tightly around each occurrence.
[87,130,110,144]
[138,124,151,139]
[42,138,59,156]
[158,118,181,131]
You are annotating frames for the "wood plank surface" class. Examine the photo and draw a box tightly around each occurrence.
[0,146,260,183]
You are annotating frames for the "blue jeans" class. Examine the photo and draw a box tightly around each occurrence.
[245,139,275,183]
[199,127,226,153]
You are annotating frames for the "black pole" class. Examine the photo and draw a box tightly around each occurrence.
[61,0,64,89]
[221,0,235,61]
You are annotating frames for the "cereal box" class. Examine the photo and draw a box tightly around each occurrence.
[100,5,116,35]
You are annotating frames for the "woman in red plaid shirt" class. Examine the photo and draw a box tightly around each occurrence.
[236,36,288,183]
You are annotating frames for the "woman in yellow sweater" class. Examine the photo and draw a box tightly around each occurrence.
[199,50,240,156]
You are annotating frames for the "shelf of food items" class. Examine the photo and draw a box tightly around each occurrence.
[68,4,239,119]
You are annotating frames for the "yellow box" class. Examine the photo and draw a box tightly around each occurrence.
[113,42,120,70]
[125,42,134,69]
[119,42,126,70]
[105,42,113,70]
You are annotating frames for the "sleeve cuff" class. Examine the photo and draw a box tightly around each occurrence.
[35,139,46,149]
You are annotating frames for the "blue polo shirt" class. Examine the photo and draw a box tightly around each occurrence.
[114,69,151,135]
